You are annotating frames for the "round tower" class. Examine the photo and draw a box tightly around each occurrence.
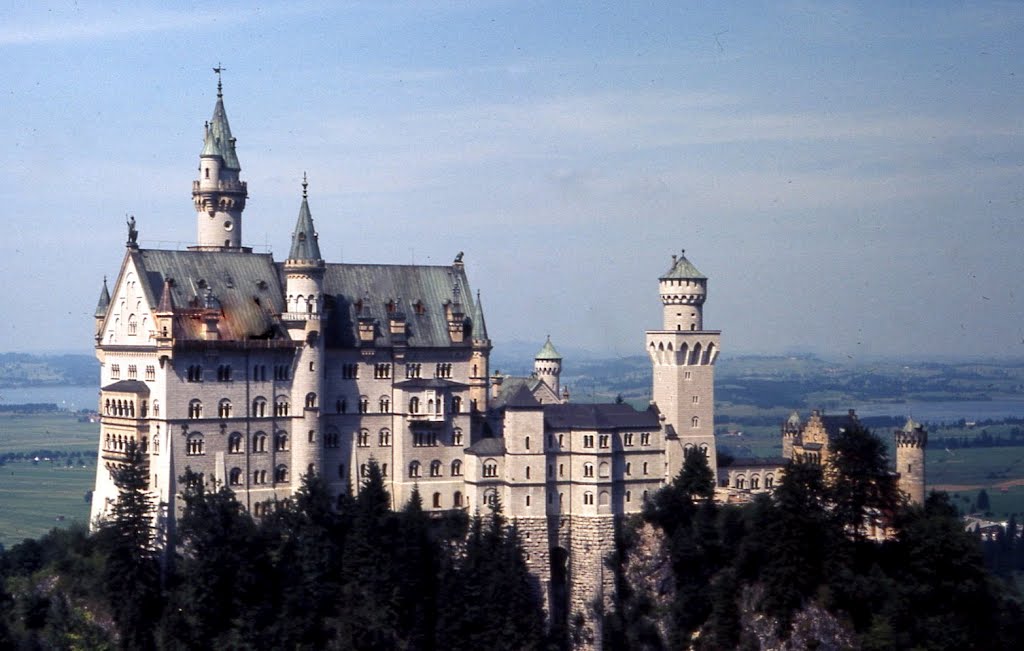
[192,73,248,250]
[284,175,326,485]
[895,418,927,505]
[782,411,801,460]
[534,335,562,396]
[659,249,707,331]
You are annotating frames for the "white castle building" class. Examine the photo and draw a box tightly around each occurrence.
[90,80,722,639]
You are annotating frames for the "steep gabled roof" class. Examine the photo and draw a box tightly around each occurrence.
[135,249,285,341]
[317,263,484,349]
[503,383,542,409]
[101,380,151,394]
[466,437,506,456]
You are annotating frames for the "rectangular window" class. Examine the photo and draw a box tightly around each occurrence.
[692,395,699,404]
[128,365,137,380]
[145,365,155,381]
[624,432,634,446]
[583,435,594,448]
[342,363,358,379]
[641,432,651,446]
[599,434,609,449]
[374,363,391,379]
[684,371,692,380]
[111,364,120,380]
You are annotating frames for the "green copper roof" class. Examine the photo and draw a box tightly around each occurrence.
[288,181,322,262]
[535,335,562,360]
[201,96,241,170]
[94,278,110,318]
[661,250,706,280]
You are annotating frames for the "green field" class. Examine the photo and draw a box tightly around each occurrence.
[0,412,99,547]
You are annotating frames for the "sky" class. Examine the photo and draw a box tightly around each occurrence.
[1,1,1022,360]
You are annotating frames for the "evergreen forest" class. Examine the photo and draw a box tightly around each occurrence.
[2,426,1023,650]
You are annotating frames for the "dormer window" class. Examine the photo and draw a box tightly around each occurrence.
[386,300,396,314]
[414,300,426,315]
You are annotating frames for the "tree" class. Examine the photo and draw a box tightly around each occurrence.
[95,440,161,650]
[976,488,991,513]
[826,423,900,540]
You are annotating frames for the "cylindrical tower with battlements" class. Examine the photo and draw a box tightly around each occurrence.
[659,250,707,332]
[895,418,927,505]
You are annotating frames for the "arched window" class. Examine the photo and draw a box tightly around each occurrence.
[451,396,462,413]
[430,460,442,477]
[409,397,420,414]
[252,397,267,417]
[584,463,594,478]
[751,475,760,489]
[379,396,390,413]
[599,491,610,507]
[451,459,463,476]
[409,461,421,478]
[433,492,442,508]
[485,489,498,508]
[305,392,317,409]
[275,397,290,417]
[128,314,138,335]
[218,399,232,419]
[186,434,204,456]
[599,462,610,478]
[453,491,463,508]
[359,396,369,414]
[691,416,699,428]
[483,459,498,478]
[358,429,369,447]
[452,428,463,446]
[336,398,346,414]
[584,492,594,505]
[378,429,391,446]
[275,465,289,483]
[229,467,242,486]
[152,399,159,417]
[253,432,268,453]
[324,429,339,448]
[253,469,267,485]
[736,476,746,489]
[228,432,243,453]
[275,432,289,451]
[188,399,203,419]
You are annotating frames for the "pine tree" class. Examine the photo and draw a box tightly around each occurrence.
[826,423,900,540]
[96,440,161,650]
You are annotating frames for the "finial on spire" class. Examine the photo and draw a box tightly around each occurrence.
[212,63,226,98]
[302,172,308,199]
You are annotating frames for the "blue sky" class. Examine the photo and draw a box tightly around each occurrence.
[1,1,1022,359]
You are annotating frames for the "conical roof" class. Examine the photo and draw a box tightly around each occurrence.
[288,177,322,262]
[902,417,920,432]
[200,95,241,170]
[535,335,562,361]
[472,290,489,341]
[94,278,110,318]
[661,249,706,280]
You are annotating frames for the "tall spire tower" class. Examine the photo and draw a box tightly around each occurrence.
[191,67,248,251]
[646,250,721,483]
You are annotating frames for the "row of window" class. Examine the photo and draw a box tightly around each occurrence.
[187,431,291,456]
[543,460,651,479]
[408,459,464,478]
[544,431,656,450]
[228,465,289,485]
[733,474,774,490]
[333,395,467,415]
[103,433,147,453]
[184,364,291,383]
[109,364,156,382]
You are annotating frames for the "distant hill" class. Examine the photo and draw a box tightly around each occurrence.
[0,353,98,388]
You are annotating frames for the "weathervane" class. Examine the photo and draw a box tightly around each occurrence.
[213,63,226,97]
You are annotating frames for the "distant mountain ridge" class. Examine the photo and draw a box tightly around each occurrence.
[0,353,98,388]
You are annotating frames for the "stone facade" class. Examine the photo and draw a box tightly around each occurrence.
[90,82,723,650]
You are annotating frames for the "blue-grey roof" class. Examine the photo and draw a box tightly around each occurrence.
[543,403,661,430]
[95,279,111,318]
[491,376,544,409]
[102,380,150,394]
[502,384,542,409]
[467,437,506,456]
[393,378,468,390]
[287,195,322,262]
[200,97,241,170]
[317,262,485,349]
[135,249,285,341]
[661,251,706,280]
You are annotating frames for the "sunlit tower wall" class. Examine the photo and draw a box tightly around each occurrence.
[646,250,720,483]
[895,418,927,505]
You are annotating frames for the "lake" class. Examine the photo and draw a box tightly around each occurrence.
[0,386,98,411]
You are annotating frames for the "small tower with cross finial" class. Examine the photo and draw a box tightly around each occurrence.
[192,65,248,251]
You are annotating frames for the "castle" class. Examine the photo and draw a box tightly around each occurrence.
[89,79,921,642]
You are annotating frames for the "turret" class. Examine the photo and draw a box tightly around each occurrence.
[782,410,801,460]
[191,73,248,251]
[534,335,562,396]
[283,175,325,486]
[659,249,707,331]
[94,277,110,342]
[895,418,927,505]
